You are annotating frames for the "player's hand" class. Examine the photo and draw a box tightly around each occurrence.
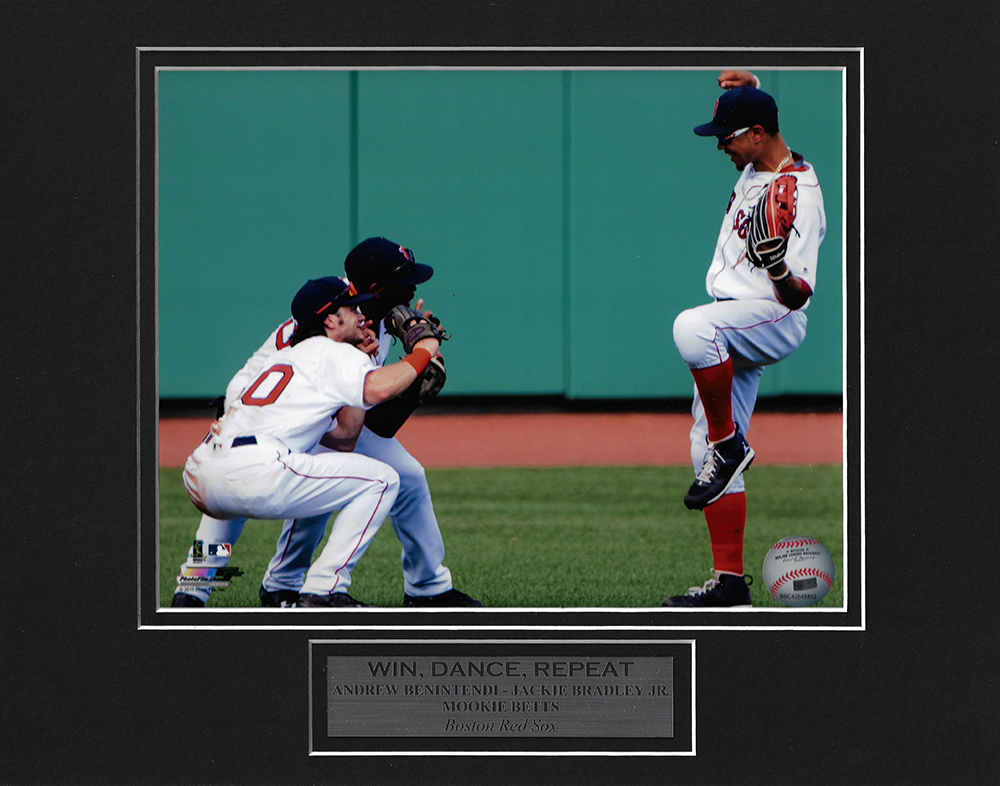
[413,297,433,320]
[359,320,380,357]
[412,298,446,337]
[718,70,758,89]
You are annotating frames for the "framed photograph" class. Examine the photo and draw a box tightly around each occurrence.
[13,2,982,781]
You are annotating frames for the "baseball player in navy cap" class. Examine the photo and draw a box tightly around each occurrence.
[258,237,481,608]
[662,71,827,607]
[172,239,481,608]
[345,236,435,287]
[180,275,446,606]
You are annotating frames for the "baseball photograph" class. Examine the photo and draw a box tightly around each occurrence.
[153,62,848,614]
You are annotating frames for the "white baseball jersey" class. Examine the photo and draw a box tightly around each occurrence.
[227,317,394,405]
[217,336,375,454]
[705,155,825,306]
[225,318,296,405]
[374,320,395,367]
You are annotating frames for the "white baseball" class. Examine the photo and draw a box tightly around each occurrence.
[762,536,835,607]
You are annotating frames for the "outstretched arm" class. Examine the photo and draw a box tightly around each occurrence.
[362,336,440,407]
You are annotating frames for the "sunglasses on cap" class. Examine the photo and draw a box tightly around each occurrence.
[314,281,361,315]
[717,126,751,143]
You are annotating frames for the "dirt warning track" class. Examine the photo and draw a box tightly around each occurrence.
[159,411,842,468]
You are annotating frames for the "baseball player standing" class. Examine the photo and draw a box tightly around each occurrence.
[172,239,481,608]
[662,71,827,607]
[181,275,445,607]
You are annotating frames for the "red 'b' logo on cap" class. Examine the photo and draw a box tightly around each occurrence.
[399,246,412,261]
[713,98,720,118]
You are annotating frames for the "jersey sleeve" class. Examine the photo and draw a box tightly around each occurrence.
[224,319,296,405]
[783,174,826,294]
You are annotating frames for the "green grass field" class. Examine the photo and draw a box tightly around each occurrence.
[159,465,843,609]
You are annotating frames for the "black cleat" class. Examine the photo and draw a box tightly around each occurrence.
[403,589,483,607]
[683,424,755,510]
[170,592,206,608]
[295,592,369,608]
[662,573,753,607]
[259,584,300,608]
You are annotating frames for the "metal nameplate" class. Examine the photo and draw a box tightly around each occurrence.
[325,655,673,738]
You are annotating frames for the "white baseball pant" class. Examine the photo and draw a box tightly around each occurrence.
[261,427,453,597]
[174,427,452,603]
[182,435,398,596]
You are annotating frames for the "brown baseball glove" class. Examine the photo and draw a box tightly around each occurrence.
[746,174,798,270]
[384,305,449,354]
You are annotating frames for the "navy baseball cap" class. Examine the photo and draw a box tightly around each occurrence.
[291,276,375,326]
[693,87,779,136]
[344,237,433,287]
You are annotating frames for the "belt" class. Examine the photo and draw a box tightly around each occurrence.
[202,433,258,447]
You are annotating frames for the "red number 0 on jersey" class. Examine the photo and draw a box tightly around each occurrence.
[241,364,294,406]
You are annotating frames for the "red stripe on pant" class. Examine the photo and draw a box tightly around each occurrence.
[276,455,392,594]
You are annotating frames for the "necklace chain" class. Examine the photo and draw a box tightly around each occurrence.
[773,151,792,174]
[741,150,794,202]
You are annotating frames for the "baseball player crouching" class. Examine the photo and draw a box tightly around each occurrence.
[172,239,481,608]
[181,276,443,607]
[662,71,827,607]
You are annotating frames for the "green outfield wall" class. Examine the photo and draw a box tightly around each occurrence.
[158,69,843,399]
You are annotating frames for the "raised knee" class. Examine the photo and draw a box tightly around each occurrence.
[673,308,709,344]
[673,308,715,363]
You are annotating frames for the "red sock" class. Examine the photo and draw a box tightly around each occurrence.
[705,492,746,575]
[691,358,734,443]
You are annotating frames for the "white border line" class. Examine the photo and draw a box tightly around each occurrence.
[858,48,866,632]
[141,48,861,631]
[307,639,695,757]
[135,48,143,630]
[145,624,854,632]
[153,65,162,621]
[140,47,862,52]
[842,65,850,616]
[155,65,846,72]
